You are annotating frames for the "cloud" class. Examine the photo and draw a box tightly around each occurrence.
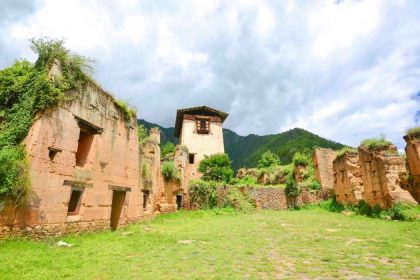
[1,0,420,149]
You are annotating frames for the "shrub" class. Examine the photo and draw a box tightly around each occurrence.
[198,153,234,183]
[257,150,280,168]
[137,124,148,145]
[335,147,358,159]
[0,146,31,204]
[360,135,392,151]
[115,99,137,120]
[406,126,420,138]
[161,142,176,160]
[189,180,219,209]
[161,161,181,182]
[292,152,310,166]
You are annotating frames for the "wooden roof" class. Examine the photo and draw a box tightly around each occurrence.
[174,106,228,137]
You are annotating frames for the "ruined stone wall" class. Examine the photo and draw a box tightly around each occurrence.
[215,186,323,210]
[332,153,364,205]
[140,128,162,214]
[313,148,336,192]
[403,136,420,202]
[0,84,144,235]
[358,146,416,208]
[156,145,190,213]
[294,165,307,183]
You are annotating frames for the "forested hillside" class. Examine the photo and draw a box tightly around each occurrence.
[138,119,346,170]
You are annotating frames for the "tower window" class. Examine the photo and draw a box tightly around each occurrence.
[196,118,209,134]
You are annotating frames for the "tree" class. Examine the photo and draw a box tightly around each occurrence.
[137,124,148,143]
[257,150,280,168]
[198,153,234,183]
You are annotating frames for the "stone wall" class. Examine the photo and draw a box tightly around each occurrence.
[358,146,416,208]
[333,153,364,205]
[313,148,336,192]
[403,136,420,202]
[0,81,145,238]
[215,186,323,210]
[140,128,162,214]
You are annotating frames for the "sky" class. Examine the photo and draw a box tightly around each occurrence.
[0,0,419,149]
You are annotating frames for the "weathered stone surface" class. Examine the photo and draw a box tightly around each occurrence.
[313,148,336,192]
[358,145,417,208]
[333,153,364,205]
[403,136,420,202]
[0,82,146,237]
[294,165,307,183]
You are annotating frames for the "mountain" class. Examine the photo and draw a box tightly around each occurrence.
[138,119,346,170]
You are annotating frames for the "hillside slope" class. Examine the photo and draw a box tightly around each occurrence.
[138,119,346,170]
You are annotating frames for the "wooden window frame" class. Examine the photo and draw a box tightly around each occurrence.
[196,117,210,134]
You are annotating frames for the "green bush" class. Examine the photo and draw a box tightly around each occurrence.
[161,161,181,182]
[0,146,31,204]
[161,142,176,160]
[360,135,392,151]
[257,150,280,168]
[137,124,148,145]
[292,152,310,166]
[198,153,234,183]
[406,126,420,138]
[189,180,219,209]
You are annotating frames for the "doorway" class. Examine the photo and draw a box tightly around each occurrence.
[176,195,183,210]
[110,191,126,230]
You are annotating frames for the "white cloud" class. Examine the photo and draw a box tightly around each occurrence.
[0,0,420,149]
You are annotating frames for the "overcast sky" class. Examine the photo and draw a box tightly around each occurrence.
[1,0,419,148]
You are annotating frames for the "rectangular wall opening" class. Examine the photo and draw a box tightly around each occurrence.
[142,191,150,210]
[68,188,83,215]
[110,191,126,231]
[189,153,195,164]
[76,130,94,167]
[176,195,183,210]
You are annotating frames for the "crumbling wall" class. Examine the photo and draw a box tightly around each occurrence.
[313,148,336,192]
[333,153,364,205]
[358,146,417,208]
[140,128,162,214]
[0,84,144,237]
[157,145,190,213]
[403,136,420,202]
[294,165,307,183]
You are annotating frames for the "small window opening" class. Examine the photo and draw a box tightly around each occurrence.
[189,153,195,164]
[196,118,209,134]
[76,130,94,167]
[176,195,183,210]
[68,189,83,214]
[143,191,150,210]
[49,150,58,161]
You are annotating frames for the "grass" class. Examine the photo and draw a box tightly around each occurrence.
[406,126,420,138]
[360,136,392,151]
[0,209,419,279]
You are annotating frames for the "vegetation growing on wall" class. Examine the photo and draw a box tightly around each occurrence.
[285,151,321,201]
[335,147,358,159]
[161,161,181,182]
[360,135,392,151]
[161,142,176,160]
[0,38,137,206]
[0,38,96,205]
[406,126,420,138]
[198,153,234,182]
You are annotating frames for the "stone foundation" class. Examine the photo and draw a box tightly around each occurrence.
[333,153,364,205]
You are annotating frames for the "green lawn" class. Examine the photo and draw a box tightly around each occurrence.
[1,209,419,279]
